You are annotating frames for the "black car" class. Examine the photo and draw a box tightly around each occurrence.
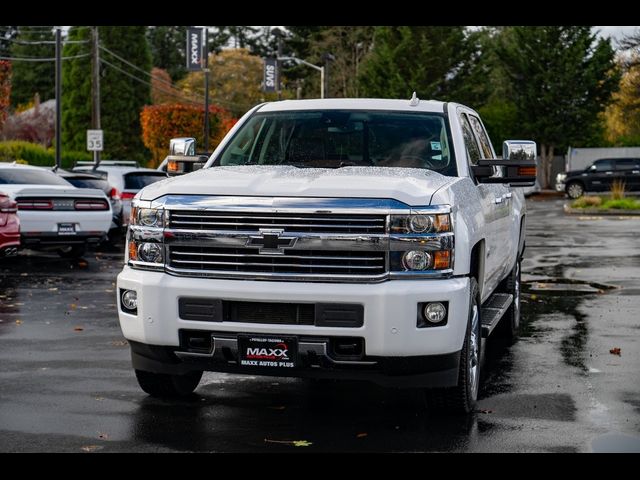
[556,158,640,199]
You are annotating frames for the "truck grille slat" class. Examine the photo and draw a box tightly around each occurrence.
[168,246,386,275]
[169,211,386,234]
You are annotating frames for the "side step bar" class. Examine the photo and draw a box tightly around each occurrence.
[481,293,513,337]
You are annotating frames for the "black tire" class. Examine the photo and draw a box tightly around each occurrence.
[566,181,584,199]
[426,277,481,414]
[135,369,203,398]
[495,258,521,340]
[57,245,86,258]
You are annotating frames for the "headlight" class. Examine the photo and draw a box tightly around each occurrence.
[390,213,451,234]
[138,242,163,263]
[556,173,567,183]
[135,208,164,227]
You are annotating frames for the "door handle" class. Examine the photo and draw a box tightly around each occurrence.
[633,170,640,174]
[494,196,504,204]
[605,171,613,175]
[504,192,513,199]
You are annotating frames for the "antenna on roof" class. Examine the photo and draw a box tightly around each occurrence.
[409,91,420,107]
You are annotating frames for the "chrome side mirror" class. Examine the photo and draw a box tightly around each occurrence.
[169,137,196,156]
[503,140,537,161]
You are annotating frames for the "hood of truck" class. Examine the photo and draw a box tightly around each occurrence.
[139,166,455,206]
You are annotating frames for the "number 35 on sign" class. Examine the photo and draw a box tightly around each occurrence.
[87,129,103,152]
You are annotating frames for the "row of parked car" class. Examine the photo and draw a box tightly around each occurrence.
[0,161,168,259]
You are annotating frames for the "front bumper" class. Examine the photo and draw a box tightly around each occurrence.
[117,267,470,358]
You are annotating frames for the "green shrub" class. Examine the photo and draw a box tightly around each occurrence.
[571,196,603,208]
[601,198,640,210]
[0,140,92,168]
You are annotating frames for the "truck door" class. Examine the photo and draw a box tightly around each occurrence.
[459,112,504,300]
[588,159,615,192]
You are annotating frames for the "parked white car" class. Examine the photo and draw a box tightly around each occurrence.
[0,163,112,257]
[72,163,167,226]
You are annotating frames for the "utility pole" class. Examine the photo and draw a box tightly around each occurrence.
[276,31,283,100]
[322,52,335,99]
[203,27,210,154]
[54,27,61,170]
[91,26,101,168]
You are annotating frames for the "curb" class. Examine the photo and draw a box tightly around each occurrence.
[563,203,640,216]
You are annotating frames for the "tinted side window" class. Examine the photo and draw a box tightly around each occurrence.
[615,159,640,171]
[459,114,481,166]
[468,115,493,159]
[594,160,613,171]
[124,173,167,190]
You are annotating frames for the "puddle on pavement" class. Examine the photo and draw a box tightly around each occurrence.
[591,433,640,453]
[520,277,618,373]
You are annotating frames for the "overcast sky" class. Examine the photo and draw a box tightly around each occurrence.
[594,26,638,44]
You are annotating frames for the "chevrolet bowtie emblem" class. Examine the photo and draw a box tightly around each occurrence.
[247,228,297,254]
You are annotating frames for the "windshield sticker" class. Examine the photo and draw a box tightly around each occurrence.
[431,141,442,151]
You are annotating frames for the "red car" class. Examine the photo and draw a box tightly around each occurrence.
[0,193,19,257]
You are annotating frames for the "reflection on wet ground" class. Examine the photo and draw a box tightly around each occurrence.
[1,200,639,452]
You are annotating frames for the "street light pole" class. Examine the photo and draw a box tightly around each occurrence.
[91,26,101,168]
[278,56,325,99]
[203,27,210,154]
[54,27,61,170]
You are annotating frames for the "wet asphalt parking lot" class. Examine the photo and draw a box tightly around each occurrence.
[1,197,639,453]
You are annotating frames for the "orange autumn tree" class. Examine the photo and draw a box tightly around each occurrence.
[0,61,11,131]
[140,103,237,166]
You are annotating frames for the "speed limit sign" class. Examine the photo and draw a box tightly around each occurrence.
[87,129,103,152]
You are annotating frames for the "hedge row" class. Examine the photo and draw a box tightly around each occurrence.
[0,140,92,169]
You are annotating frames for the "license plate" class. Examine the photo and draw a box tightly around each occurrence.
[237,335,298,369]
[58,223,77,235]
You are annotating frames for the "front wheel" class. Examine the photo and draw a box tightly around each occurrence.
[426,277,481,414]
[135,369,203,398]
[566,181,584,199]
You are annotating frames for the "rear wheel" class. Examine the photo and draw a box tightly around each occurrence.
[57,245,86,258]
[135,369,203,398]
[426,277,481,414]
[566,181,584,199]
[495,258,521,340]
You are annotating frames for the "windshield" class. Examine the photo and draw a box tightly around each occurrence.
[124,172,167,190]
[218,110,456,175]
[66,177,110,193]
[0,168,72,186]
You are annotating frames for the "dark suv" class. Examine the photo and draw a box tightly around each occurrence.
[556,158,640,199]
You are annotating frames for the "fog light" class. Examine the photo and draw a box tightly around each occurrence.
[121,290,137,310]
[424,302,447,323]
[402,250,431,270]
[138,242,162,263]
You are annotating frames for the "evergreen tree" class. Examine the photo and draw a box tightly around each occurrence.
[10,26,55,106]
[61,27,92,156]
[147,26,187,82]
[62,26,152,162]
[497,26,619,187]
[358,26,468,100]
[0,26,18,57]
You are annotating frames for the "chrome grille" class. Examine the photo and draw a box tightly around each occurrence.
[168,246,386,276]
[169,211,386,234]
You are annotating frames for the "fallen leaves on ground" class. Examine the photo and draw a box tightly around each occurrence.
[70,304,77,309]
[475,409,493,414]
[15,319,22,325]
[356,433,368,438]
[73,326,84,332]
[48,287,58,291]
[264,438,312,447]
[97,432,109,440]
[110,340,128,347]
[78,260,88,268]
[80,445,103,452]
[610,347,621,356]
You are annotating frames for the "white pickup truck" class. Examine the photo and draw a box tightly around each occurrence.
[117,97,536,413]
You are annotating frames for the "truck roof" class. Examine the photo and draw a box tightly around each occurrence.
[257,98,447,114]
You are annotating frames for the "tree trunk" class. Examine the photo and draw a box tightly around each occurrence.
[539,143,555,190]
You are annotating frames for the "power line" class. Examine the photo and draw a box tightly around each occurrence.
[0,53,90,62]
[99,57,204,106]
[4,38,89,45]
[99,44,176,90]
